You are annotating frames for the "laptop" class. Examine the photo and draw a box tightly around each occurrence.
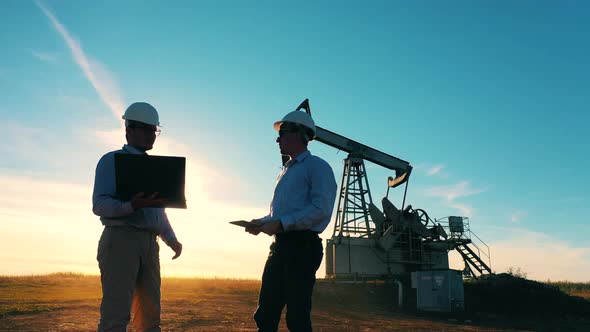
[115,153,187,209]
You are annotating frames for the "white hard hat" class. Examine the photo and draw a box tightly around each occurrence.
[273,111,316,138]
[122,102,160,126]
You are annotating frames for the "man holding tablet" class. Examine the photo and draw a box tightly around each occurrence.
[245,109,337,332]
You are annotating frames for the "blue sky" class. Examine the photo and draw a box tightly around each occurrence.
[1,0,589,281]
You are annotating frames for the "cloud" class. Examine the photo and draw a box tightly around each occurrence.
[412,162,449,178]
[447,226,590,282]
[2,121,101,171]
[426,164,445,176]
[510,210,528,223]
[0,174,89,220]
[422,181,485,217]
[448,202,473,217]
[489,228,590,282]
[2,121,54,166]
[92,128,123,150]
[424,181,485,202]
[36,0,125,121]
[0,170,270,278]
[31,50,58,62]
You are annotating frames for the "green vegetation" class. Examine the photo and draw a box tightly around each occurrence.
[548,280,590,299]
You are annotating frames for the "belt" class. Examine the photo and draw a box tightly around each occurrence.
[275,230,320,242]
[105,224,157,235]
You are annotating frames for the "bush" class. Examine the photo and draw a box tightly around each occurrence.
[464,273,590,317]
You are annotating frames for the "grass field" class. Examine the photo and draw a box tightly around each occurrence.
[1,273,589,331]
[551,281,590,299]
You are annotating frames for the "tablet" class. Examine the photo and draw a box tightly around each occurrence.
[229,220,258,228]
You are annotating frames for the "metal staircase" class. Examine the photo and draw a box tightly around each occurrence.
[455,241,492,278]
[438,216,492,279]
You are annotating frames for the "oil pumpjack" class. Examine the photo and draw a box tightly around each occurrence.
[290,99,492,285]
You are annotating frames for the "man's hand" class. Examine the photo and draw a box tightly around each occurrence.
[260,220,282,236]
[245,219,283,236]
[168,240,183,260]
[245,219,264,235]
[131,192,169,210]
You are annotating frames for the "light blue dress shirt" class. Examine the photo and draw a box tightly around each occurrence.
[260,150,337,233]
[92,144,177,244]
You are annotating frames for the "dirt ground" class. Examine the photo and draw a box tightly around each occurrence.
[1,274,589,331]
[0,297,520,332]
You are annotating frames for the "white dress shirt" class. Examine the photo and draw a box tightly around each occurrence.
[260,150,337,233]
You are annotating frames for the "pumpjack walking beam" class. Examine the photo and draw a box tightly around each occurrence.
[294,99,413,187]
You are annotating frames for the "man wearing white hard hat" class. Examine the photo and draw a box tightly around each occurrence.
[92,102,183,331]
[246,110,337,332]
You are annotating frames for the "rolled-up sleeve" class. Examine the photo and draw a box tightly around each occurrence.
[158,210,178,245]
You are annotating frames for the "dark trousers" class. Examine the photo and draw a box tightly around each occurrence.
[254,231,323,332]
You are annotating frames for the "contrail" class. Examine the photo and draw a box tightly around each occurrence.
[35,0,125,121]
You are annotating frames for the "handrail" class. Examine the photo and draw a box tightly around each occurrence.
[435,216,492,272]
[466,228,491,271]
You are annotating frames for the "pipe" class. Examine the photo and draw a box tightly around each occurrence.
[394,279,403,308]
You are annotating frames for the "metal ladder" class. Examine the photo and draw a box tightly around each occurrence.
[455,242,492,278]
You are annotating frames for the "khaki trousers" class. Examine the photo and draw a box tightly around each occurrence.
[97,226,161,332]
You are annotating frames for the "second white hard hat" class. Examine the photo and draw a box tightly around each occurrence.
[273,111,316,138]
[122,102,160,126]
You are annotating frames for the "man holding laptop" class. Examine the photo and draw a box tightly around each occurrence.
[92,102,183,331]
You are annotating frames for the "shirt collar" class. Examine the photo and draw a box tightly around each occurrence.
[286,150,310,166]
[122,144,147,155]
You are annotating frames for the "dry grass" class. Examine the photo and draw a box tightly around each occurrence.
[549,281,590,300]
[1,273,589,331]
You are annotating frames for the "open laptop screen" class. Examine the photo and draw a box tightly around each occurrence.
[115,153,186,209]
